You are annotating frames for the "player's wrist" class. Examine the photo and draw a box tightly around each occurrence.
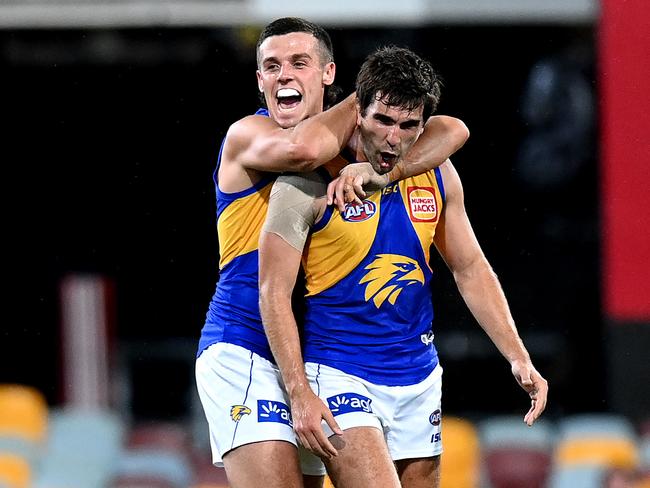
[386,163,404,183]
[286,379,312,398]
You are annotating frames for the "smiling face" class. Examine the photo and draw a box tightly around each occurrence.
[256,32,335,129]
[357,94,425,174]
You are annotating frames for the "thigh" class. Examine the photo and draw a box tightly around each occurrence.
[224,439,304,488]
[395,455,441,488]
[386,364,443,461]
[195,343,297,465]
[325,427,401,488]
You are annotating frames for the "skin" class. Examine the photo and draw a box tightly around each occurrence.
[259,96,547,488]
[353,97,425,174]
[218,32,355,195]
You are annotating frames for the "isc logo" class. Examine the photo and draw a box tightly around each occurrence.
[342,200,377,222]
[327,393,373,416]
[431,432,442,443]
[257,400,292,427]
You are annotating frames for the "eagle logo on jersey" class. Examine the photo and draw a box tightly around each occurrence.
[230,404,251,422]
[359,254,425,308]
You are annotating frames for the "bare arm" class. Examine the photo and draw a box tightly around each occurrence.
[327,115,469,210]
[433,161,548,425]
[225,93,357,174]
[387,115,469,181]
[258,175,341,458]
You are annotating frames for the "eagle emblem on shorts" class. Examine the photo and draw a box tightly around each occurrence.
[230,404,252,422]
[359,254,425,308]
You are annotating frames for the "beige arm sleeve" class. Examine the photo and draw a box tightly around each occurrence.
[262,171,328,252]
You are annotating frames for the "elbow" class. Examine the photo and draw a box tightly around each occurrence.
[448,117,470,151]
[453,255,493,286]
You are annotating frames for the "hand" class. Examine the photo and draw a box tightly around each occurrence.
[290,385,344,459]
[327,162,390,212]
[327,174,365,212]
[511,359,548,426]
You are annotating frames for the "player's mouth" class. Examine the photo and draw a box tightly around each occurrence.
[276,88,303,110]
[379,151,398,169]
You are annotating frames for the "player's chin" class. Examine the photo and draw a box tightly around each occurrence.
[276,107,306,127]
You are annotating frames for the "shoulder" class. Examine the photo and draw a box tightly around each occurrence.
[274,171,328,200]
[224,115,278,151]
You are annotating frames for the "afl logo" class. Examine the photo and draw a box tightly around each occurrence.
[429,409,441,426]
[342,200,377,222]
[408,187,438,222]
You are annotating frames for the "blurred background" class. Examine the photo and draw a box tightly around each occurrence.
[1,0,649,487]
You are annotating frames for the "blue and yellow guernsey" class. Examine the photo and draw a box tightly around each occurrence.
[302,168,446,386]
[198,108,348,361]
[197,114,276,360]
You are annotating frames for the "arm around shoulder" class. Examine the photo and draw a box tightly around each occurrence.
[224,93,357,173]
[387,115,469,182]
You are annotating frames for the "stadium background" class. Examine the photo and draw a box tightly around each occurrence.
[1,0,649,486]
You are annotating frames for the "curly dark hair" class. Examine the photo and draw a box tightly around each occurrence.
[356,46,441,122]
[256,17,341,109]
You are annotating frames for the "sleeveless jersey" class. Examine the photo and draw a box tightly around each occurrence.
[198,108,348,360]
[302,168,446,386]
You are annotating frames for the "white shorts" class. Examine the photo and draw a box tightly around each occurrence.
[305,362,444,461]
[195,343,325,475]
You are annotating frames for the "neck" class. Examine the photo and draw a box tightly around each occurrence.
[345,130,368,162]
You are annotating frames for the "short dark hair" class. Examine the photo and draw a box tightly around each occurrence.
[256,17,341,109]
[256,17,334,67]
[356,46,441,122]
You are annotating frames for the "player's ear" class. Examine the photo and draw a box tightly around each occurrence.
[322,62,335,86]
[256,70,264,92]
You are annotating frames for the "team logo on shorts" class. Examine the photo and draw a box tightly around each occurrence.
[342,200,377,222]
[230,405,251,422]
[257,400,293,427]
[407,186,438,222]
[327,393,373,416]
[429,409,442,426]
[360,254,424,308]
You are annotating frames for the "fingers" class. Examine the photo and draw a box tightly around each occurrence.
[522,373,549,426]
[326,178,338,206]
[323,407,343,436]
[298,427,338,459]
[349,175,365,204]
[329,172,369,212]
[292,397,343,460]
[295,421,339,459]
[335,178,348,213]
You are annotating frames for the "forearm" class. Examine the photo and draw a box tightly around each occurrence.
[259,288,310,396]
[387,116,469,181]
[454,257,530,365]
[289,93,357,171]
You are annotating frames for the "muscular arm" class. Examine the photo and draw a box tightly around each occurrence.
[258,175,340,458]
[225,93,357,174]
[328,115,469,209]
[433,161,548,425]
[387,115,469,181]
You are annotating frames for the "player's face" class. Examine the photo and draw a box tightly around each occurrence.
[257,32,335,129]
[357,95,425,174]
